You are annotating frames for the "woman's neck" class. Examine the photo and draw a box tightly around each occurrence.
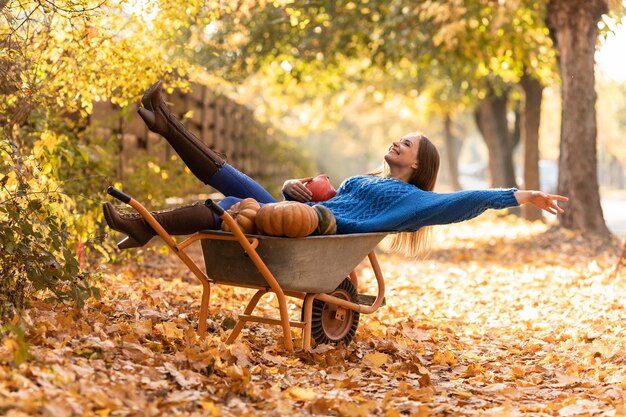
[386,166,412,183]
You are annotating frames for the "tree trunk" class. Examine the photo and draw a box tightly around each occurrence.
[520,72,544,222]
[442,112,462,191]
[511,100,521,151]
[474,87,517,188]
[617,237,626,277]
[547,0,610,235]
[118,118,125,183]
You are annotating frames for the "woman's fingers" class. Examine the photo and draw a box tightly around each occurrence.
[294,191,311,202]
[550,194,569,202]
[528,192,568,215]
[552,201,565,213]
[288,182,312,202]
[299,185,313,201]
[297,181,313,198]
[538,194,567,214]
[549,194,567,213]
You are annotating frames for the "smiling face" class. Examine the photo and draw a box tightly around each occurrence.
[383,132,440,190]
[384,134,420,172]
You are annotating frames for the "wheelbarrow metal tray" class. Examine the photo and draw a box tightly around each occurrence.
[200,231,387,293]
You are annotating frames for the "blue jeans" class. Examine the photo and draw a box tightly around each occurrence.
[210,164,277,226]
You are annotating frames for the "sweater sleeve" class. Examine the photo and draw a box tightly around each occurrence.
[393,188,519,231]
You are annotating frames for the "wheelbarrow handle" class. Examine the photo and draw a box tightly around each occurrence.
[107,186,131,204]
[204,199,225,215]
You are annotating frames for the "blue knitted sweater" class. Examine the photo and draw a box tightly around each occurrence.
[290,175,519,234]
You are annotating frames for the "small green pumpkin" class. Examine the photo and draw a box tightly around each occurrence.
[313,205,337,235]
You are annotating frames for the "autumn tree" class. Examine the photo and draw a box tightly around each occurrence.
[546,0,620,235]
[520,72,545,221]
[0,0,201,315]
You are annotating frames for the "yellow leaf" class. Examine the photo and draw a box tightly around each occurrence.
[156,322,183,339]
[132,319,152,337]
[338,400,377,417]
[410,405,431,417]
[367,320,387,338]
[554,371,580,387]
[33,131,60,157]
[347,368,361,377]
[451,390,473,398]
[225,364,250,385]
[3,338,18,353]
[286,386,316,401]
[41,162,52,175]
[465,363,485,376]
[200,401,222,416]
[363,352,389,368]
[511,366,526,377]
[432,350,458,366]
[311,397,336,415]
[385,407,402,417]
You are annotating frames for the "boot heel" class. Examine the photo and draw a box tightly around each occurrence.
[117,235,146,250]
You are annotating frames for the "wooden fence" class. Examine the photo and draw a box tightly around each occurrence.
[90,82,303,196]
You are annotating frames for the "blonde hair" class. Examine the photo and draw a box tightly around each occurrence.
[379,228,433,259]
[370,133,440,258]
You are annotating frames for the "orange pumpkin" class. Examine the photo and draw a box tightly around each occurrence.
[255,201,318,237]
[221,198,261,234]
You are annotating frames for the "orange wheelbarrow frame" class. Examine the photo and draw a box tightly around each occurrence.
[107,187,387,352]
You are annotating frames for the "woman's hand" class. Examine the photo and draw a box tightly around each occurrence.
[514,190,569,215]
[282,177,313,202]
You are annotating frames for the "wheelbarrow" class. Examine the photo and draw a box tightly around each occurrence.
[107,187,388,352]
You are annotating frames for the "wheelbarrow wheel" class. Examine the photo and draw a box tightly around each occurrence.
[306,278,360,346]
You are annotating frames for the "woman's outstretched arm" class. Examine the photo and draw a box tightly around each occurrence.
[386,187,568,232]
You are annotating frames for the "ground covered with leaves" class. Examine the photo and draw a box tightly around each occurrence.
[2,214,626,416]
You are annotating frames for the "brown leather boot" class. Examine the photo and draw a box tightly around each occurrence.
[137,81,225,184]
[102,201,215,249]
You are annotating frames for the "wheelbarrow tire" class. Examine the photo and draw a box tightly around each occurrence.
[306,278,360,347]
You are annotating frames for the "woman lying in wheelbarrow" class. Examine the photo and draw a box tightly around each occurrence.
[103,81,567,255]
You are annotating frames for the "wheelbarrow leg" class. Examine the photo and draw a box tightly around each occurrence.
[276,292,294,351]
[197,281,211,338]
[349,270,359,288]
[226,289,267,344]
[302,294,315,351]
